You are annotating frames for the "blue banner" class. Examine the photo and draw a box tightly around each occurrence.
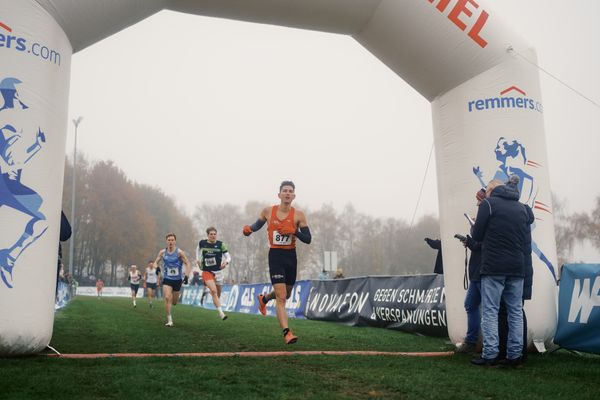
[555,264,600,354]
[55,281,72,310]
[180,280,312,319]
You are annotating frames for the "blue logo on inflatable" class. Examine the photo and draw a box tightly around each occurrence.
[467,86,543,113]
[0,21,61,66]
[0,77,48,288]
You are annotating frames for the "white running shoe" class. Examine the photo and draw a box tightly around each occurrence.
[221,314,228,321]
[165,321,173,327]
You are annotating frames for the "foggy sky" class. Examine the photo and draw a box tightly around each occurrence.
[67,1,599,229]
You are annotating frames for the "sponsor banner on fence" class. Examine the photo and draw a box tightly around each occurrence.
[555,264,600,354]
[305,275,448,337]
[55,282,71,310]
[77,286,143,298]
[180,280,312,319]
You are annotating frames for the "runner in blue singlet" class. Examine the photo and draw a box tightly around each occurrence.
[153,233,191,327]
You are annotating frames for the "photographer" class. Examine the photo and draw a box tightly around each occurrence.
[455,190,485,353]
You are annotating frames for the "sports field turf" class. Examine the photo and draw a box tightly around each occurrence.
[1,297,599,400]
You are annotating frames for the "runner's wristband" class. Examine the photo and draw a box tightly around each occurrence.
[295,226,312,244]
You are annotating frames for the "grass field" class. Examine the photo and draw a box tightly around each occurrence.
[1,297,599,400]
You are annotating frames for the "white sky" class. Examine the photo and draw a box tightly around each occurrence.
[67,0,599,227]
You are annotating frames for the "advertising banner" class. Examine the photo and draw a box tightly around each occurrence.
[55,281,71,310]
[77,286,141,298]
[555,264,600,354]
[180,280,312,319]
[306,275,448,337]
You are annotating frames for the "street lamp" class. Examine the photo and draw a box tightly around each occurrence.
[68,116,83,277]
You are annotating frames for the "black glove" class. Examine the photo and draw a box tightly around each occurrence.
[183,275,189,285]
[424,238,441,250]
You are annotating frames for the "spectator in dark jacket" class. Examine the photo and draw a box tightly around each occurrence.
[424,238,443,274]
[470,178,530,366]
[498,183,535,362]
[57,211,72,292]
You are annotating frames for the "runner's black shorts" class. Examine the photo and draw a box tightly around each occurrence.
[268,248,297,286]
[130,284,139,294]
[163,279,183,292]
[146,282,157,290]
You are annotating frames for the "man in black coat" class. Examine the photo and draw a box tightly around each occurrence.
[470,177,530,366]
[424,238,443,274]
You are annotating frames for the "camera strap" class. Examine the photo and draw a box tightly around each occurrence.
[463,247,469,290]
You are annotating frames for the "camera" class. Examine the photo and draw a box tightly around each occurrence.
[454,233,467,242]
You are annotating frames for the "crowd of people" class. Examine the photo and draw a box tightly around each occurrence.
[452,175,534,367]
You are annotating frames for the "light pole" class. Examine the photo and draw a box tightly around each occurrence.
[68,116,83,277]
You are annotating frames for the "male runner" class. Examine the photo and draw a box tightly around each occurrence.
[153,233,191,327]
[144,260,160,308]
[95,278,104,299]
[128,265,142,307]
[243,180,311,344]
[196,226,231,320]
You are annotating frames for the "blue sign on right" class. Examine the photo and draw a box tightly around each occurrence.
[555,264,600,354]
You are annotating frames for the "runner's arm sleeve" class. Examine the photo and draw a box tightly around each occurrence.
[295,226,312,244]
[249,218,267,232]
[223,251,231,263]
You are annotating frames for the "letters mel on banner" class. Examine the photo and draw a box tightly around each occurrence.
[306,275,448,337]
[555,264,600,354]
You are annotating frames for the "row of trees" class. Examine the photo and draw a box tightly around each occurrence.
[62,157,598,286]
[554,195,600,266]
[62,157,195,285]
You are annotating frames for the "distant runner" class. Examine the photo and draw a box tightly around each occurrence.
[153,233,191,327]
[144,261,160,308]
[196,226,231,320]
[243,180,311,344]
[95,278,104,299]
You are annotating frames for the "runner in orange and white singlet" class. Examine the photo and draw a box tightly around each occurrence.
[95,278,104,299]
[243,180,312,344]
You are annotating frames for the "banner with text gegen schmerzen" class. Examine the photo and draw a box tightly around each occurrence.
[305,275,448,337]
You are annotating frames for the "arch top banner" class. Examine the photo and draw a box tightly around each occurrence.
[35,0,531,100]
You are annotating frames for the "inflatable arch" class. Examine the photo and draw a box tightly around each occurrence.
[1,0,557,354]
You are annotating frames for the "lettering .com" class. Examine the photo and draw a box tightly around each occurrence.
[1,22,61,66]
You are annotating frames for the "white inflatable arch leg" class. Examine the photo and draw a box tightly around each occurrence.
[0,0,72,354]
[432,51,558,349]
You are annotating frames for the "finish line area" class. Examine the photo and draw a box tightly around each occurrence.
[46,351,454,359]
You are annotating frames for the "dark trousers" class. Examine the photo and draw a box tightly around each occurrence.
[498,300,528,360]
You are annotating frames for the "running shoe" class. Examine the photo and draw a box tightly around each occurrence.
[165,321,173,327]
[284,330,298,345]
[221,314,228,321]
[257,294,267,316]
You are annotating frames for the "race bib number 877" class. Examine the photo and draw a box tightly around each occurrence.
[273,231,292,246]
